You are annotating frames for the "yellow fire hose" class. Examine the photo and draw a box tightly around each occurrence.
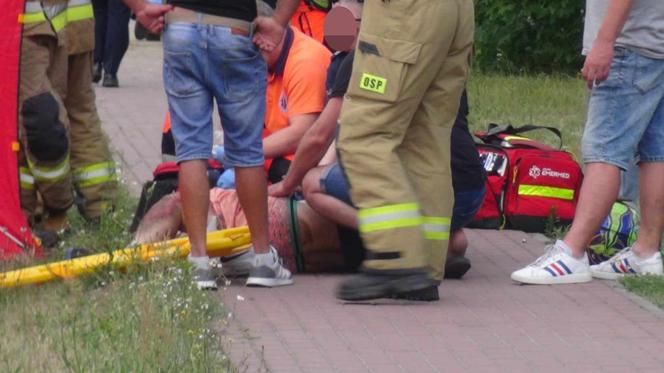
[0,227,251,288]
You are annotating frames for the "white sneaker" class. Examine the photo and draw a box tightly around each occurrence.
[590,247,663,280]
[245,246,294,287]
[511,240,592,285]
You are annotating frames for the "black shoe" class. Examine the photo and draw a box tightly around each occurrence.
[102,73,119,87]
[336,268,436,301]
[64,247,92,259]
[32,229,60,249]
[392,285,439,301]
[92,62,102,83]
[444,256,471,279]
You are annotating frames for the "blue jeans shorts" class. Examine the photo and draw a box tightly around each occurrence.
[163,21,267,167]
[582,48,664,170]
[320,162,486,231]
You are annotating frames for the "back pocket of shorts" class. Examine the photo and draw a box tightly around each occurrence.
[220,42,264,102]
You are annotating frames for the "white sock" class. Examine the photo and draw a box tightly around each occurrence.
[188,254,210,270]
[555,240,579,259]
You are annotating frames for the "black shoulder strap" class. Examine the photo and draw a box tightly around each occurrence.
[484,123,563,149]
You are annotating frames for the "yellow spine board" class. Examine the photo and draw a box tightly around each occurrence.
[0,227,251,288]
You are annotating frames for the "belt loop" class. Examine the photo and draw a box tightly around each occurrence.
[196,11,203,24]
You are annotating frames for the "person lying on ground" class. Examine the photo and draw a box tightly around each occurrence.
[134,188,478,279]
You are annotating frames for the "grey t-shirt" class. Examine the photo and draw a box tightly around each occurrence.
[583,0,664,59]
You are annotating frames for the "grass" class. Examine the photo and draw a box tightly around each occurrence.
[0,189,232,372]
[620,275,664,309]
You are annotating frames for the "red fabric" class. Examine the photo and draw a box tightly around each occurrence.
[0,1,39,259]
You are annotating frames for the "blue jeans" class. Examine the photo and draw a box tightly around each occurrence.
[320,162,485,230]
[163,21,267,167]
[582,48,664,170]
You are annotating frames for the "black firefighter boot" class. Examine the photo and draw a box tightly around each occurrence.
[336,267,438,302]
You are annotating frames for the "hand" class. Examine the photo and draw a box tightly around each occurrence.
[268,181,293,198]
[135,3,173,35]
[253,16,285,54]
[581,39,614,89]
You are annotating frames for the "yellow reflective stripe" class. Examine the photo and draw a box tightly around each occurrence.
[28,157,70,182]
[358,203,419,219]
[358,203,422,233]
[424,231,450,240]
[518,184,574,200]
[18,12,47,24]
[19,167,35,190]
[66,4,94,22]
[73,162,117,187]
[422,216,451,240]
[360,217,423,233]
[50,11,68,31]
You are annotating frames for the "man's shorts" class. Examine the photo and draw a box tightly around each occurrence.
[320,162,485,231]
[163,22,267,167]
[582,48,664,170]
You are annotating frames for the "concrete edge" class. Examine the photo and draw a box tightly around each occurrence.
[609,281,664,320]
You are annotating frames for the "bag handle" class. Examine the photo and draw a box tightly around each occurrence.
[483,123,563,149]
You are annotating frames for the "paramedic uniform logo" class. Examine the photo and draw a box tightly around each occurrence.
[529,165,541,179]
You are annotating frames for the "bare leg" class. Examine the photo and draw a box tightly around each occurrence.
[448,229,468,258]
[234,166,269,253]
[632,162,664,257]
[134,193,183,244]
[179,160,209,256]
[302,167,358,229]
[563,163,620,257]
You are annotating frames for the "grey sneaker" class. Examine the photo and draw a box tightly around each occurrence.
[193,266,218,291]
[245,246,293,287]
[221,250,255,277]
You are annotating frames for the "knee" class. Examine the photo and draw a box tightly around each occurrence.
[302,169,322,201]
[22,92,68,162]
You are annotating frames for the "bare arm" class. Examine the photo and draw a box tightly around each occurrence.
[582,0,634,87]
[264,113,318,159]
[123,0,173,34]
[269,97,343,197]
[253,0,300,52]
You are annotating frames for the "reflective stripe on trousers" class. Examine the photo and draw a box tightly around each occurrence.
[19,167,35,190]
[72,161,117,188]
[27,156,70,182]
[19,1,93,30]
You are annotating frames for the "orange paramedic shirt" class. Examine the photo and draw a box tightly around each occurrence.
[290,0,327,44]
[264,26,331,160]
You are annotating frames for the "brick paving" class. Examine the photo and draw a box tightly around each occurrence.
[100,39,664,373]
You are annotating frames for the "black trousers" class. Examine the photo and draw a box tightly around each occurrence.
[92,0,130,75]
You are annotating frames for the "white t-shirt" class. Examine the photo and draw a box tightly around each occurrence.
[583,0,664,59]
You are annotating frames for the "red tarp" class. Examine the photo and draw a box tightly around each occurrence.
[0,1,40,259]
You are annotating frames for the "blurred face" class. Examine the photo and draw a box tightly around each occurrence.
[324,2,362,52]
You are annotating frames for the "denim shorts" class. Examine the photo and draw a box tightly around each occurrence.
[582,48,664,170]
[163,21,267,167]
[320,162,486,230]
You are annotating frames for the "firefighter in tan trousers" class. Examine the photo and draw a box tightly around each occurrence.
[19,0,116,238]
[66,0,118,221]
[18,0,74,234]
[336,0,474,301]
